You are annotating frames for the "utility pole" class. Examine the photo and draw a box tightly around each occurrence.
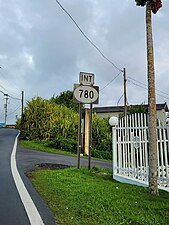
[4,94,9,126]
[123,68,127,117]
[20,90,24,130]
[21,91,24,118]
[146,1,158,195]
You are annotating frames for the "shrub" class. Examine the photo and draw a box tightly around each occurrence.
[92,148,112,160]
[46,137,77,154]
[18,97,78,140]
[92,115,112,159]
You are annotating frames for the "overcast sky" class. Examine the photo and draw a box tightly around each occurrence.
[0,0,169,123]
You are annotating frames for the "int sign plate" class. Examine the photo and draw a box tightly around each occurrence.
[79,72,94,86]
[73,84,99,104]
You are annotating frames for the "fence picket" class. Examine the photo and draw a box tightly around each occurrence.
[113,113,169,191]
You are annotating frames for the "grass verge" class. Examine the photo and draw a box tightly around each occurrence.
[20,140,111,162]
[29,167,169,225]
[19,140,77,157]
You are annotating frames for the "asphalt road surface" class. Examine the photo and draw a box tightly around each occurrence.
[0,128,30,225]
[0,128,112,225]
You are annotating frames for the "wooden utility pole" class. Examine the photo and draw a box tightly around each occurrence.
[135,0,162,195]
[146,1,158,195]
[4,94,9,125]
[123,68,127,117]
[21,91,24,130]
[21,91,24,117]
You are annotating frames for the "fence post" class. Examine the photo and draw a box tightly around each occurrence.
[109,117,118,178]
[166,124,169,151]
[112,126,117,176]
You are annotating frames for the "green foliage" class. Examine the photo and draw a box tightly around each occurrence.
[91,148,112,160]
[17,96,78,141]
[135,0,147,6]
[50,90,78,112]
[45,137,77,154]
[135,0,162,14]
[92,115,112,159]
[17,96,113,160]
[127,103,146,115]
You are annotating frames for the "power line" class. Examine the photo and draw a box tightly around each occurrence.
[100,71,122,91]
[117,93,124,106]
[0,84,10,94]
[0,89,5,95]
[7,104,22,117]
[0,88,21,100]
[128,79,169,100]
[8,94,21,101]
[55,0,122,72]
[128,76,169,98]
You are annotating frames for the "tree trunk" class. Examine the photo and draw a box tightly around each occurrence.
[146,1,159,195]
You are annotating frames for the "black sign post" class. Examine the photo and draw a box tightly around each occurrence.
[73,72,99,169]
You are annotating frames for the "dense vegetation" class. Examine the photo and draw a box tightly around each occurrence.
[50,90,79,112]
[17,93,112,160]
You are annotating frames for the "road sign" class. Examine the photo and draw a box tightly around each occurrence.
[73,84,99,104]
[79,72,94,86]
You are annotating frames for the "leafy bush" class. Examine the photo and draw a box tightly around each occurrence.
[17,96,114,160]
[17,97,78,141]
[45,137,77,154]
[91,148,112,160]
[50,90,78,112]
[92,114,112,159]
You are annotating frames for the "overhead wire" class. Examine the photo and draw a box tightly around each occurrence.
[8,94,21,101]
[0,85,21,100]
[0,89,5,95]
[128,76,169,98]
[7,104,22,117]
[0,89,21,100]
[100,71,122,92]
[0,84,11,94]
[128,79,169,100]
[55,0,123,72]
[117,93,124,106]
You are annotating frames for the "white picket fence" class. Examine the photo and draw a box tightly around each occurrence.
[112,113,169,192]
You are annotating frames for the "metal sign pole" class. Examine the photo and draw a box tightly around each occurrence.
[88,103,93,170]
[74,72,99,170]
[77,103,82,169]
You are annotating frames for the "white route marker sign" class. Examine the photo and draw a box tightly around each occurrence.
[79,72,94,86]
[73,84,99,104]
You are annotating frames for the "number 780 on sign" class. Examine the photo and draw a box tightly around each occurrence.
[73,84,99,104]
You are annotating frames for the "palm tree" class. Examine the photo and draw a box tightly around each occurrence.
[135,0,162,195]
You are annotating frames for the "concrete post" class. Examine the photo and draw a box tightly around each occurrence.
[84,108,90,156]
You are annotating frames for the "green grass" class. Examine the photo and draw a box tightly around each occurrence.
[20,140,111,162]
[19,140,77,157]
[29,167,169,225]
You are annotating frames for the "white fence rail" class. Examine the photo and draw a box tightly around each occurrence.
[112,113,169,192]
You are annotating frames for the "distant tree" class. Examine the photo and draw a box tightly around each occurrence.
[135,0,162,195]
[128,103,146,115]
[50,90,78,112]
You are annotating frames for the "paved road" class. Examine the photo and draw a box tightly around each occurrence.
[0,128,30,225]
[0,128,112,225]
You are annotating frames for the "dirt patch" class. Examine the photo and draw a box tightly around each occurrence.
[35,163,70,170]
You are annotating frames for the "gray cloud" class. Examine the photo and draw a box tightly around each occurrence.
[0,0,169,123]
